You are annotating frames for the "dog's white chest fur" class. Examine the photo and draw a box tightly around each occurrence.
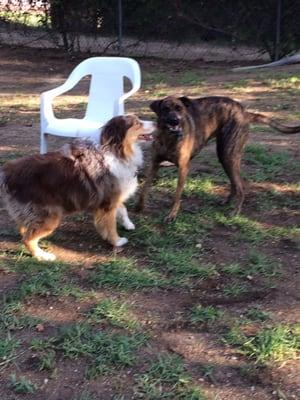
[104,144,143,202]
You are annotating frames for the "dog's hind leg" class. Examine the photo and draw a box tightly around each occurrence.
[135,158,161,212]
[217,124,248,215]
[94,207,128,247]
[22,214,61,261]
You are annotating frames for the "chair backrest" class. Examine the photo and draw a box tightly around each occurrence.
[67,57,141,122]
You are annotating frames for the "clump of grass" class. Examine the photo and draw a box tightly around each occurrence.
[152,248,217,285]
[190,305,223,325]
[244,144,291,181]
[89,258,167,290]
[9,374,37,394]
[222,283,248,297]
[134,354,206,399]
[87,299,139,330]
[223,324,300,364]
[0,336,21,370]
[0,301,42,331]
[179,71,205,86]
[245,307,270,322]
[242,325,300,363]
[56,323,147,377]
[73,390,97,400]
[247,250,280,277]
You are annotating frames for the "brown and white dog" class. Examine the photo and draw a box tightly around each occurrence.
[0,115,155,261]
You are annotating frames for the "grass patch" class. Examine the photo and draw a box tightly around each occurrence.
[189,305,223,326]
[222,283,248,297]
[87,299,139,330]
[134,354,206,399]
[223,324,300,364]
[264,75,300,90]
[244,143,292,181]
[0,336,20,369]
[245,307,270,322]
[9,374,37,394]
[151,248,217,286]
[242,325,300,363]
[0,301,42,331]
[89,258,167,290]
[215,212,299,243]
[223,79,250,90]
[30,324,148,378]
[179,71,205,86]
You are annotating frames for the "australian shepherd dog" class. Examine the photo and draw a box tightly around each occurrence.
[0,115,155,261]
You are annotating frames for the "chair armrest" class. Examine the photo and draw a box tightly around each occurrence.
[118,80,141,111]
[40,69,84,124]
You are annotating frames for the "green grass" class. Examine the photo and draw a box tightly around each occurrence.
[223,324,300,364]
[179,71,205,86]
[87,299,139,330]
[9,374,37,394]
[73,390,97,400]
[244,143,293,181]
[0,301,42,331]
[189,305,223,325]
[223,79,250,90]
[264,75,300,90]
[89,258,167,290]
[242,325,300,363]
[0,336,20,369]
[245,307,270,322]
[215,212,299,243]
[30,324,148,378]
[51,323,147,377]
[134,354,206,399]
[151,248,217,286]
[222,283,248,297]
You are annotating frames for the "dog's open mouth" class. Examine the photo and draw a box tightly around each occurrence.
[166,124,181,132]
[138,133,154,142]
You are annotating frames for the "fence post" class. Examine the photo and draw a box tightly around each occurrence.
[274,0,282,60]
[118,0,123,53]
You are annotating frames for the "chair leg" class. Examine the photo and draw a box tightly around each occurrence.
[40,133,48,154]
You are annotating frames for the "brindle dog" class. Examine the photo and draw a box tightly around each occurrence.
[136,95,300,221]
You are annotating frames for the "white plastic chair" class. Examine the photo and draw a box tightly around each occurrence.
[40,57,141,153]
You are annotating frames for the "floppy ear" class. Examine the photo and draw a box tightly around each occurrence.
[179,96,192,108]
[150,100,162,115]
[100,116,127,147]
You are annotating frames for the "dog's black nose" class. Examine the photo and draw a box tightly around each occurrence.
[166,116,180,126]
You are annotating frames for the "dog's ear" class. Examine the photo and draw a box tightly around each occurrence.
[179,96,192,108]
[101,116,127,147]
[150,100,162,115]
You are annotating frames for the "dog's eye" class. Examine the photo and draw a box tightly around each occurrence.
[175,105,182,112]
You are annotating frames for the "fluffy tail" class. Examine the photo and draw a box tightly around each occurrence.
[246,112,300,134]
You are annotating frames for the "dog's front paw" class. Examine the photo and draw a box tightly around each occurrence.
[164,212,177,223]
[124,220,135,230]
[35,249,56,262]
[115,237,128,247]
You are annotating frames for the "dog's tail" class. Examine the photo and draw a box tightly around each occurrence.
[246,111,300,134]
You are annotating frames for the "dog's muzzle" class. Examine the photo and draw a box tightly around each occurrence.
[139,120,157,141]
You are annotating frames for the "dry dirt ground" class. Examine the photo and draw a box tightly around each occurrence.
[0,45,299,400]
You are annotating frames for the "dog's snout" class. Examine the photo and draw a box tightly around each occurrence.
[165,114,180,126]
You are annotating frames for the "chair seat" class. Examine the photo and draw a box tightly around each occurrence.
[45,118,104,142]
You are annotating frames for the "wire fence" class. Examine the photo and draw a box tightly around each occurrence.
[0,0,299,63]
